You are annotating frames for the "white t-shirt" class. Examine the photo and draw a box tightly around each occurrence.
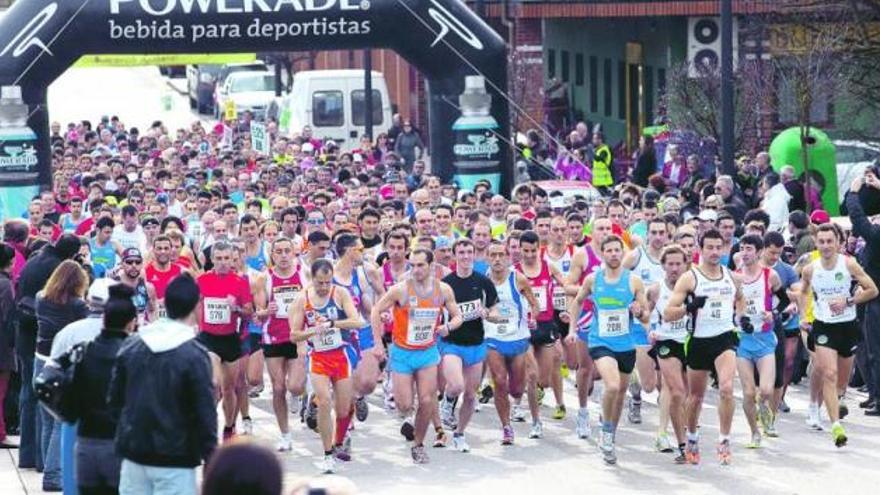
[112,224,147,252]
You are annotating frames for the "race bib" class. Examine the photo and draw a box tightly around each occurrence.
[598,308,630,338]
[155,300,167,320]
[204,297,231,325]
[666,317,688,339]
[493,303,516,336]
[552,287,567,311]
[274,289,299,318]
[406,308,438,346]
[458,299,483,322]
[533,286,548,313]
[312,326,343,352]
[704,297,724,322]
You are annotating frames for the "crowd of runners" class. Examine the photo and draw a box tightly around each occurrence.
[1,115,879,494]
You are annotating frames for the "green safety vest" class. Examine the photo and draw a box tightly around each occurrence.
[592,144,613,187]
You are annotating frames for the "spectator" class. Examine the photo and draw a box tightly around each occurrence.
[714,175,748,224]
[109,274,216,495]
[201,442,283,495]
[15,234,80,472]
[66,283,137,494]
[0,243,16,449]
[406,160,427,192]
[760,172,791,232]
[393,119,425,172]
[554,148,591,182]
[661,144,689,190]
[631,135,656,187]
[846,175,880,416]
[780,165,806,212]
[35,260,90,492]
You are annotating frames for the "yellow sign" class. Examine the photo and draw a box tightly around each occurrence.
[73,53,256,68]
[224,100,237,122]
[769,23,880,55]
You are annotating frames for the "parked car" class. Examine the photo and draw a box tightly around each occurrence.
[186,64,222,114]
[528,180,602,205]
[272,70,392,151]
[212,62,270,116]
[834,140,880,202]
[215,71,276,121]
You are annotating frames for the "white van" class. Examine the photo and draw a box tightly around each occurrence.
[273,70,392,151]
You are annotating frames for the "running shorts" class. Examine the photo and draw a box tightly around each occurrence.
[736,331,778,362]
[388,344,441,375]
[196,332,242,363]
[685,332,738,371]
[439,341,488,368]
[308,346,357,382]
[651,339,687,366]
[588,346,636,374]
[530,320,561,347]
[810,320,860,358]
[263,342,298,359]
[486,338,530,359]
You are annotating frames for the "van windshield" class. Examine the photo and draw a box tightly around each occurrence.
[231,75,274,93]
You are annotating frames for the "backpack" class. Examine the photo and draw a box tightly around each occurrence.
[34,342,89,423]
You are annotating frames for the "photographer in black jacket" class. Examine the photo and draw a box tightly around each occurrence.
[108,273,216,494]
[846,172,880,416]
[69,283,137,494]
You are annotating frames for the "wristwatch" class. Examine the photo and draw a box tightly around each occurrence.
[846,296,855,306]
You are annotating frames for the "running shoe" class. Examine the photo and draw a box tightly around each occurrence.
[333,444,352,462]
[806,404,824,431]
[276,432,293,452]
[383,393,396,412]
[553,404,567,420]
[382,377,396,412]
[411,445,430,464]
[289,394,301,417]
[717,439,732,465]
[433,427,448,448]
[779,399,790,413]
[400,418,415,442]
[745,431,762,449]
[685,440,700,465]
[561,363,570,379]
[502,425,515,445]
[342,434,352,456]
[355,396,369,422]
[248,383,264,398]
[831,422,848,448]
[512,403,527,422]
[673,448,687,465]
[306,396,319,431]
[479,384,494,404]
[222,426,236,443]
[839,401,849,420]
[440,398,458,429]
[242,417,253,436]
[452,433,470,453]
[576,409,591,440]
[764,416,779,438]
[317,454,336,474]
[537,386,545,406]
[758,400,772,432]
[600,431,617,465]
[529,421,544,439]
[627,398,642,425]
[655,432,675,453]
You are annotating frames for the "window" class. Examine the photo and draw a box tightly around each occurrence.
[312,91,344,127]
[618,61,626,120]
[547,49,556,79]
[575,54,584,86]
[645,66,654,125]
[603,59,612,117]
[230,74,274,93]
[351,90,384,126]
[589,56,598,113]
[561,50,570,83]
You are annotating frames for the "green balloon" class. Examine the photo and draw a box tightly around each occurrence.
[768,127,838,215]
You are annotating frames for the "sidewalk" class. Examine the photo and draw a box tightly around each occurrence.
[1,442,39,494]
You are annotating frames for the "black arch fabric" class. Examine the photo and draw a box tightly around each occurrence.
[0,0,510,196]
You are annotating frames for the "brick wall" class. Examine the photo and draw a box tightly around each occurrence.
[509,18,545,133]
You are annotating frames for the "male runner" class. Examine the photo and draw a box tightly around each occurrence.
[241,214,269,271]
[517,231,567,438]
[647,245,690,463]
[734,234,787,447]
[665,229,745,465]
[370,249,462,464]
[543,215,577,419]
[290,259,364,473]
[568,234,650,464]
[440,239,499,452]
[565,217,612,438]
[144,235,188,318]
[196,241,255,440]
[113,247,157,326]
[485,241,540,445]
[380,232,412,410]
[622,217,668,425]
[799,224,878,447]
[333,234,385,421]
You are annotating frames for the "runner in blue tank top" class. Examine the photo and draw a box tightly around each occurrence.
[568,234,649,465]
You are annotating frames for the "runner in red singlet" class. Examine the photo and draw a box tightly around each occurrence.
[144,235,188,317]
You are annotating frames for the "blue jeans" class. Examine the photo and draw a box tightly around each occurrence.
[17,351,38,469]
[34,357,62,488]
[119,459,197,495]
[62,422,78,495]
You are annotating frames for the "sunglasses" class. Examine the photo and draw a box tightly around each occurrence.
[307,218,325,225]
[124,259,143,266]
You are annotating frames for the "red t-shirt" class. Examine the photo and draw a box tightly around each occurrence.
[197,271,253,335]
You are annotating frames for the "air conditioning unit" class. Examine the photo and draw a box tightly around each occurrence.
[687,17,738,77]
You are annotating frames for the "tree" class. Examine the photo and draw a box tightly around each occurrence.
[662,59,770,156]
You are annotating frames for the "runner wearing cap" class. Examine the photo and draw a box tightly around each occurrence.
[141,216,161,247]
[196,241,255,441]
[113,247,157,326]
